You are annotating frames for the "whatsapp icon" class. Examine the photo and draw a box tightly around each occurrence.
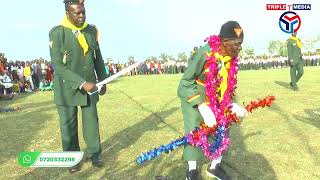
[18,152,41,167]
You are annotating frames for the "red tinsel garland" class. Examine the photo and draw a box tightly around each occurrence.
[229,95,276,123]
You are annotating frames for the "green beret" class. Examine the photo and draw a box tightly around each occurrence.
[219,21,244,39]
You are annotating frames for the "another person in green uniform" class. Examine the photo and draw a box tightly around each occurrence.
[178,21,247,180]
[49,0,107,173]
[287,32,304,91]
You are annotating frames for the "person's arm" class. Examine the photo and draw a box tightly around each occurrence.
[178,45,218,127]
[93,42,107,82]
[177,46,208,107]
[287,40,293,66]
[92,26,107,95]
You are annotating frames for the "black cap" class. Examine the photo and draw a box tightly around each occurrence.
[219,21,244,39]
[63,0,84,5]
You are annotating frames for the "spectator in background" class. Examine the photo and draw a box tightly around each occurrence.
[46,62,53,82]
[23,62,34,91]
[0,60,5,74]
[104,62,110,77]
[0,71,13,95]
[40,58,48,82]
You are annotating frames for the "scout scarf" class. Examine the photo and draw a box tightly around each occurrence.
[62,15,89,55]
[204,35,238,126]
[290,36,302,49]
[214,53,231,100]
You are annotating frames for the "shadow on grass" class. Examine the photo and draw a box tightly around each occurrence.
[95,111,276,179]
[75,107,182,179]
[0,99,56,165]
[15,100,278,179]
[142,124,277,180]
[222,126,277,180]
[274,81,292,90]
[0,92,34,106]
[16,107,180,179]
[292,108,320,166]
[115,88,182,136]
[99,107,180,179]
[271,104,320,167]
[15,107,278,179]
[292,108,320,130]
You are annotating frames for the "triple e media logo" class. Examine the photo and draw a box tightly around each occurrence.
[266,4,311,33]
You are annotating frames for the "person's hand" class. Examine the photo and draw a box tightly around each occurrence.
[231,103,248,118]
[198,103,216,127]
[99,84,107,95]
[82,82,97,93]
[289,60,294,67]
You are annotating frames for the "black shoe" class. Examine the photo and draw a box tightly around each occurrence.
[91,156,104,167]
[292,86,299,91]
[206,163,231,180]
[68,163,80,173]
[186,169,200,180]
[290,82,299,91]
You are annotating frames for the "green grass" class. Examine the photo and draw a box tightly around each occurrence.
[0,67,319,180]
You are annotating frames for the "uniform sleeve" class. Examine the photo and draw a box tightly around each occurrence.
[49,27,85,89]
[287,40,293,60]
[92,27,107,82]
[177,46,207,106]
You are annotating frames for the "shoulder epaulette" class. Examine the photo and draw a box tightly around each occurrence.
[90,24,99,42]
[90,24,97,30]
[49,25,63,36]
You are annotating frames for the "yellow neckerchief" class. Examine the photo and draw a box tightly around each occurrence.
[289,36,302,49]
[62,15,89,56]
[214,52,231,102]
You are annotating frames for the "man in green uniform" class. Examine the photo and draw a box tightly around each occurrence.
[287,32,304,91]
[49,0,107,173]
[178,21,247,180]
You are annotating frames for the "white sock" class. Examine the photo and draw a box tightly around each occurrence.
[188,161,197,171]
[210,156,222,170]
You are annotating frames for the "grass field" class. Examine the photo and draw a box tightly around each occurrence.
[0,67,319,180]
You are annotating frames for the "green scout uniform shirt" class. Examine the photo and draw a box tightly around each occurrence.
[178,44,211,106]
[178,44,239,160]
[49,25,107,106]
[287,38,303,65]
[177,44,211,160]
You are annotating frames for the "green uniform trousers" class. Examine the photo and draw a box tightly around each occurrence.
[56,98,101,158]
[290,62,304,87]
[181,100,204,161]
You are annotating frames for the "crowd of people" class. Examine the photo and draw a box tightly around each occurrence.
[1,52,319,101]
[0,57,54,100]
[106,60,188,77]
[238,53,320,70]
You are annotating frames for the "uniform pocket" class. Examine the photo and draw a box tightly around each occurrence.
[63,79,79,91]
